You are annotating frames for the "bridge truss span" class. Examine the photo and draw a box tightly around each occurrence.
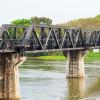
[0,24,100,53]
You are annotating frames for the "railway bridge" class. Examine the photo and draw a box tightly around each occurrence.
[0,24,100,99]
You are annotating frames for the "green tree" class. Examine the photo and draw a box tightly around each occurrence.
[11,18,31,26]
[11,17,52,26]
[30,16,52,25]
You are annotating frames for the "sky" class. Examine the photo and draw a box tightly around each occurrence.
[0,0,100,25]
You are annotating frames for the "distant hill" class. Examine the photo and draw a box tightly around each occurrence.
[61,15,100,29]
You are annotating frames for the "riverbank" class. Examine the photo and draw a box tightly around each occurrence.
[36,52,100,62]
[36,55,65,60]
[85,52,100,62]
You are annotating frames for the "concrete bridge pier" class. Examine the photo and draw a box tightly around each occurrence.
[0,53,26,100]
[63,50,87,78]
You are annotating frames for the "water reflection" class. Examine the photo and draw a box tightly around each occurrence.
[87,77,100,97]
[65,77,100,100]
[66,78,85,100]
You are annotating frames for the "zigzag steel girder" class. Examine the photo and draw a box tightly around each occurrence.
[0,24,100,53]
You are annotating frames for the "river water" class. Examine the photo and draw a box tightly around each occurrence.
[19,58,100,100]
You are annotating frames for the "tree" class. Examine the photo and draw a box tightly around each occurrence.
[11,17,52,26]
[30,17,52,25]
[11,19,31,26]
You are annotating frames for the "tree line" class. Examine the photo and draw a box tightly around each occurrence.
[11,16,52,26]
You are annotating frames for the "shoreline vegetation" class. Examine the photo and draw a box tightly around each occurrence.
[35,52,100,63]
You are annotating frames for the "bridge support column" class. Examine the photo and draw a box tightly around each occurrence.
[64,50,86,78]
[0,53,26,100]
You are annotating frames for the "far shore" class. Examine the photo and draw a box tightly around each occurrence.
[33,52,100,63]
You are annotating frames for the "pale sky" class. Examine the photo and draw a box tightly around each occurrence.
[0,0,100,25]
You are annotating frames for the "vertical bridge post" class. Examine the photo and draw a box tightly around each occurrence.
[63,50,87,78]
[0,53,26,99]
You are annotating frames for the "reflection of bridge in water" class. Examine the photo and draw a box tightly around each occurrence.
[64,77,100,100]
[0,24,100,99]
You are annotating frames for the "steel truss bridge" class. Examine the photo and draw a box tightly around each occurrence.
[0,24,100,54]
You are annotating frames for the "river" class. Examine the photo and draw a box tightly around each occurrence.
[19,58,100,100]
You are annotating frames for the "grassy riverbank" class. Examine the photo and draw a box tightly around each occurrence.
[85,52,100,62]
[36,52,100,62]
[36,55,66,60]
